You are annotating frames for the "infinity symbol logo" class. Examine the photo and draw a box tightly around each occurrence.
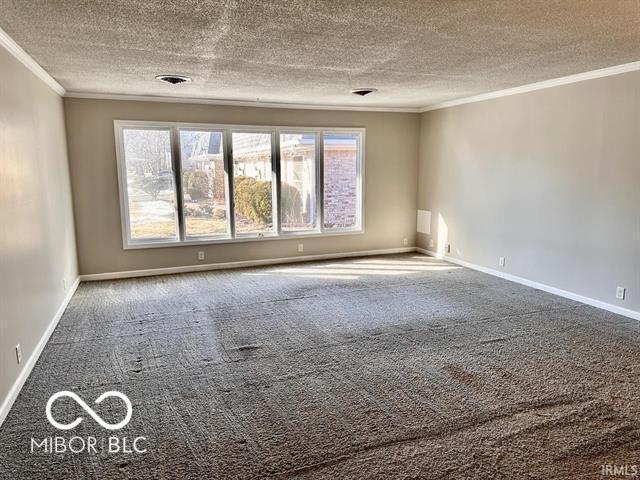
[45,391,132,431]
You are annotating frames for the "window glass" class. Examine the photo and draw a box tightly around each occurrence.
[280,133,317,232]
[122,128,178,241]
[232,132,274,235]
[179,130,228,238]
[116,124,363,247]
[323,133,360,230]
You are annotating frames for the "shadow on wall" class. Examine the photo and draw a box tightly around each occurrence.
[242,257,462,280]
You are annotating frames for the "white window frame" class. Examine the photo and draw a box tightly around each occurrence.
[114,120,365,249]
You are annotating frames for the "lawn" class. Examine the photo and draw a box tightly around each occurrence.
[130,217,227,239]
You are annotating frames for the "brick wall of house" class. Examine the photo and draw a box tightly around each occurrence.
[323,148,357,228]
[209,145,358,229]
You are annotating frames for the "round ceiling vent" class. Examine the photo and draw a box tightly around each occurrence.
[351,88,378,96]
[155,75,192,85]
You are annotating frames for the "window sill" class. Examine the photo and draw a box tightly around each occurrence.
[123,228,364,250]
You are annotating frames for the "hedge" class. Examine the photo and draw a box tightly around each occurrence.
[234,176,302,225]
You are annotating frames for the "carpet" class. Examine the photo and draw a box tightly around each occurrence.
[1,253,639,479]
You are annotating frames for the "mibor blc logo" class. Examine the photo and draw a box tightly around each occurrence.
[46,391,132,430]
[31,390,147,454]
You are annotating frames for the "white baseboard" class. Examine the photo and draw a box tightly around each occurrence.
[79,247,416,281]
[0,277,80,427]
[416,248,640,322]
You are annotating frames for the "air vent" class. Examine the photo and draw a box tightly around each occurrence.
[155,75,192,85]
[351,88,378,96]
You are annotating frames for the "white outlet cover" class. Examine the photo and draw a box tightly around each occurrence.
[298,244,304,253]
[499,257,506,267]
[198,251,205,260]
[616,287,626,300]
[15,344,21,364]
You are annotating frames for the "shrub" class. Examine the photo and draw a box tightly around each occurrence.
[199,204,214,216]
[184,205,200,217]
[234,176,272,224]
[184,203,225,219]
[184,170,210,200]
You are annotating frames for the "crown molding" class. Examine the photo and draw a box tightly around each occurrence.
[420,61,640,112]
[63,91,422,113]
[64,60,640,113]
[0,26,65,96]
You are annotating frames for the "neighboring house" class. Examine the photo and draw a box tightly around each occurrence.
[181,132,357,228]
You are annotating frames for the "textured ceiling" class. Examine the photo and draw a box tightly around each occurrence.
[0,0,639,108]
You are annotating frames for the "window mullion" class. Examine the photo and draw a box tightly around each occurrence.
[171,127,186,242]
[274,131,282,236]
[224,128,236,239]
[357,132,364,231]
[318,132,325,233]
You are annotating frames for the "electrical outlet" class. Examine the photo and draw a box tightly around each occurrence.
[428,239,434,248]
[616,286,626,300]
[197,251,205,261]
[298,243,304,253]
[499,257,506,268]
[15,344,22,364]
[445,243,451,254]
[402,238,408,246]
[63,278,67,291]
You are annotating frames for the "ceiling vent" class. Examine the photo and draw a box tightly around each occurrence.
[351,88,378,96]
[155,75,192,85]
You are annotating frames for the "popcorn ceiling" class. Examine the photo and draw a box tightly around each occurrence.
[0,0,638,108]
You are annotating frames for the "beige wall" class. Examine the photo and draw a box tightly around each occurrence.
[418,71,640,312]
[0,48,77,406]
[64,99,420,275]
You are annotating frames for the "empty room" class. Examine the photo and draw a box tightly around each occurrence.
[1,1,639,478]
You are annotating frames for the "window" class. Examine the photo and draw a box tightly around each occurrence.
[280,133,318,232]
[180,130,229,239]
[232,132,275,235]
[115,121,363,248]
[119,128,179,242]
[323,133,361,230]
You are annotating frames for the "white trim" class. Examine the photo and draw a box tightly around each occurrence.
[121,222,365,250]
[420,61,640,112]
[416,248,640,322]
[114,119,367,132]
[0,277,80,427]
[0,26,65,96]
[79,247,415,281]
[65,92,420,113]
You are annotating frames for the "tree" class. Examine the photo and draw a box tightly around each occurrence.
[136,175,171,200]
[281,183,303,225]
[124,130,171,176]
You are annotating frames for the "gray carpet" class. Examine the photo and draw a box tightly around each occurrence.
[1,253,640,479]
